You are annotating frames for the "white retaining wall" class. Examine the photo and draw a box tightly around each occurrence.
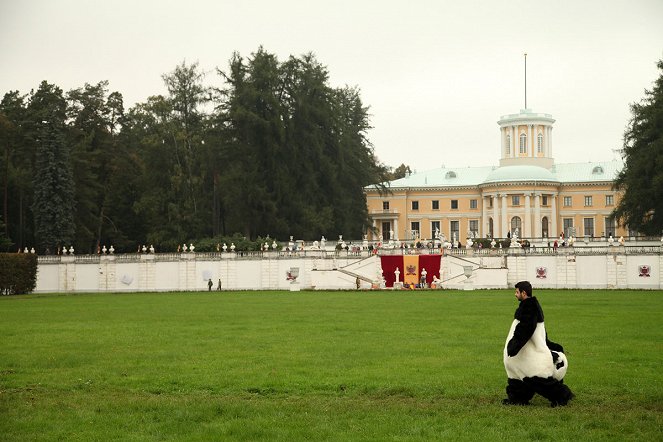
[34,250,663,293]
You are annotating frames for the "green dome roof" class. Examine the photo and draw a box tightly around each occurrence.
[482,165,559,184]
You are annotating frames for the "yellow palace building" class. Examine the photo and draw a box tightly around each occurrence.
[365,108,627,243]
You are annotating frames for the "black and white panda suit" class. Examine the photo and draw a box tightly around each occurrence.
[503,295,574,406]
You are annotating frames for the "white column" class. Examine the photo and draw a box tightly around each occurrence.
[394,218,399,240]
[511,126,516,158]
[492,195,499,238]
[525,193,531,238]
[486,195,488,238]
[501,128,506,157]
[551,195,558,238]
[548,126,553,157]
[501,194,508,238]
[534,193,541,238]
[529,125,534,157]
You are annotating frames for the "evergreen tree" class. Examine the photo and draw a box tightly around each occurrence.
[614,59,663,235]
[29,81,76,253]
[0,91,33,250]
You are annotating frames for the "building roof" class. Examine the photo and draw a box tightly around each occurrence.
[483,165,558,184]
[368,159,623,190]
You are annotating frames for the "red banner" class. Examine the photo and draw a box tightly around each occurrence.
[380,254,442,287]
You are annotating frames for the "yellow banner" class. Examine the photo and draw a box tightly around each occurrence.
[403,255,419,285]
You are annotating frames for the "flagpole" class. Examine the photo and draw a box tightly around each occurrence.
[524,52,527,109]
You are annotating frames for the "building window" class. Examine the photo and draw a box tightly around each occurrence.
[470,199,477,209]
[432,200,439,210]
[382,222,391,241]
[605,195,614,206]
[511,216,522,237]
[410,222,420,239]
[537,133,544,153]
[382,201,389,210]
[584,218,594,237]
[488,218,494,238]
[469,220,479,237]
[519,133,527,154]
[584,196,593,207]
[506,134,511,154]
[542,216,549,238]
[431,221,441,238]
[563,196,572,207]
[542,195,548,206]
[512,195,520,206]
[451,200,458,210]
[489,197,494,208]
[563,218,574,238]
[450,220,460,242]
[412,201,419,210]
[604,217,616,237]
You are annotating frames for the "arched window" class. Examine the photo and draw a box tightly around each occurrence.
[511,216,522,237]
[592,166,604,175]
[519,133,527,154]
[542,216,549,238]
[445,171,457,179]
[537,133,544,153]
[506,134,511,154]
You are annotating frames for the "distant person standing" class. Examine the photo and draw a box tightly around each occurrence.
[217,278,222,291]
[207,278,213,291]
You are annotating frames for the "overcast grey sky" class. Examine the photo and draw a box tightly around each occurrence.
[1,0,662,172]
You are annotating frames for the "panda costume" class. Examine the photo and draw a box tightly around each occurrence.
[503,281,574,407]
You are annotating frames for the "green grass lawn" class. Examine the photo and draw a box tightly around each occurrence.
[1,289,662,441]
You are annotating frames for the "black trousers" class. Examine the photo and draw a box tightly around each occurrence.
[506,377,574,405]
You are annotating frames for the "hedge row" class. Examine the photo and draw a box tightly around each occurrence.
[0,253,38,295]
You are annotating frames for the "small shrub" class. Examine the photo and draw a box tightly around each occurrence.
[0,253,38,295]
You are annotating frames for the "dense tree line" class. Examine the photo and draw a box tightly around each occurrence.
[0,48,393,253]
[614,59,663,236]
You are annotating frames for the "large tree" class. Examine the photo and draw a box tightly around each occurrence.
[613,60,663,236]
[29,81,76,253]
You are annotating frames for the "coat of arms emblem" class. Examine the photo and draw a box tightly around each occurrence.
[536,266,547,279]
[638,265,651,277]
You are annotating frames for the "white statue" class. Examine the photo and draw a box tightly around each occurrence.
[230,243,236,252]
[109,245,115,254]
[272,240,278,250]
[466,238,473,249]
[490,238,496,248]
[149,245,155,254]
[222,243,228,252]
[69,246,74,255]
[102,245,107,254]
[394,267,401,283]
[608,235,614,246]
[182,243,188,252]
[189,243,195,253]
[618,236,625,246]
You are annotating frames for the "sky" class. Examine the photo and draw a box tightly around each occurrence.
[1,0,662,173]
